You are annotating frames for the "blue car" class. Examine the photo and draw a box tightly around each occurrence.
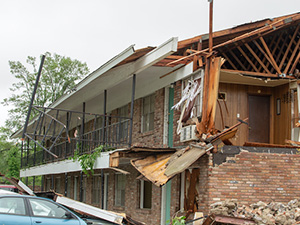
[0,194,87,225]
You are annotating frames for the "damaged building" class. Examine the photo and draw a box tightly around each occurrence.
[13,12,300,224]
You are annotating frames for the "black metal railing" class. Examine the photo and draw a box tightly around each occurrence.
[21,109,131,169]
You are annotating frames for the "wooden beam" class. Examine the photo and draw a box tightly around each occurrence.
[245,43,271,73]
[221,52,238,70]
[237,46,259,72]
[273,32,289,73]
[259,37,282,74]
[222,69,294,79]
[177,13,300,49]
[229,49,247,71]
[209,0,213,53]
[289,50,300,74]
[284,36,300,74]
[279,25,300,70]
[169,14,300,66]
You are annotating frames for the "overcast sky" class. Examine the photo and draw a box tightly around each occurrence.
[0,0,299,127]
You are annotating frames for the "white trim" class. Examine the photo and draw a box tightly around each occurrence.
[56,195,123,224]
[20,152,110,177]
[134,37,178,74]
[51,45,136,109]
[140,180,145,209]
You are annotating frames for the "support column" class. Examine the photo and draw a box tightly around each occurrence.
[129,74,136,147]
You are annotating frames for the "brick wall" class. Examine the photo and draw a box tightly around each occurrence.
[44,165,182,225]
[202,148,300,214]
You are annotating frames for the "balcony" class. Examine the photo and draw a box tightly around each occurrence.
[21,106,132,169]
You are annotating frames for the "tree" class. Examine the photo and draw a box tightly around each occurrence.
[2,52,89,134]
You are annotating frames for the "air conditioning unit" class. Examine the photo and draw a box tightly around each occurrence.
[180,125,197,142]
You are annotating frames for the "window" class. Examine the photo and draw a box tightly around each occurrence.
[140,180,152,209]
[29,198,73,219]
[103,174,109,210]
[118,105,129,140]
[54,177,61,194]
[92,176,101,205]
[74,176,78,201]
[0,197,26,215]
[46,178,51,191]
[142,94,155,132]
[66,176,72,198]
[182,71,203,118]
[82,176,87,203]
[115,174,125,207]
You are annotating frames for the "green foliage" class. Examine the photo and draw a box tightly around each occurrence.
[167,216,186,225]
[0,127,18,177]
[2,52,89,134]
[7,146,20,178]
[71,145,105,176]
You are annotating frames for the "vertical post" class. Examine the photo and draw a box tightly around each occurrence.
[65,172,68,197]
[81,102,86,153]
[33,136,36,166]
[209,0,213,53]
[33,176,35,191]
[101,90,107,209]
[21,141,23,169]
[102,90,107,145]
[41,175,44,191]
[26,139,29,166]
[51,175,54,190]
[22,55,45,140]
[65,112,69,159]
[129,74,136,147]
[80,171,83,202]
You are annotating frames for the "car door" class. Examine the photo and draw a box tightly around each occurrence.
[28,198,81,225]
[0,196,31,225]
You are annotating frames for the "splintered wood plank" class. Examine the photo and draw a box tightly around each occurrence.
[259,37,282,74]
[222,52,238,70]
[164,147,206,178]
[245,43,271,73]
[284,36,300,74]
[207,57,222,131]
[237,46,259,72]
[279,25,300,70]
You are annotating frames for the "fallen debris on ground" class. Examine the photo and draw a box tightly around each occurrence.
[209,199,300,224]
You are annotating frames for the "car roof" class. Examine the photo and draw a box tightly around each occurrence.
[0,189,20,195]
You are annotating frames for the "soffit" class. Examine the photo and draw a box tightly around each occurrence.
[220,70,294,87]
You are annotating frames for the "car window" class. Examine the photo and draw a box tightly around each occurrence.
[0,197,26,215]
[29,198,73,219]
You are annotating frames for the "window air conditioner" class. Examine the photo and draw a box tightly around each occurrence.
[180,125,197,142]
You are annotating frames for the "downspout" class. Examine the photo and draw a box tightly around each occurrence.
[165,86,174,224]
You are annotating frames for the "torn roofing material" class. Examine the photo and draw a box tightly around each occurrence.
[130,144,213,187]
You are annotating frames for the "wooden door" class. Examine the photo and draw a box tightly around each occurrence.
[248,95,270,143]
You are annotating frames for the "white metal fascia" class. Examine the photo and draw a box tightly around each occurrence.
[49,45,136,109]
[56,196,123,224]
[20,152,110,177]
[134,37,178,74]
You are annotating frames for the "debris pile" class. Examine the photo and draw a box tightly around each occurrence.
[210,199,300,224]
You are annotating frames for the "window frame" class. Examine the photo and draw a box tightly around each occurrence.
[92,175,101,205]
[0,196,27,216]
[141,94,155,133]
[114,173,125,207]
[139,180,152,209]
